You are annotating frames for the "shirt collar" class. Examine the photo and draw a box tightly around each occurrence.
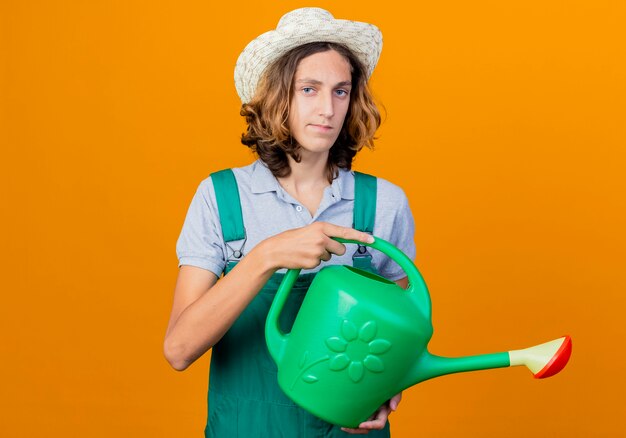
[250,160,281,194]
[250,159,355,200]
[335,167,355,200]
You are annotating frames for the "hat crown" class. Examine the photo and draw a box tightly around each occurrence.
[235,8,382,103]
[277,7,334,29]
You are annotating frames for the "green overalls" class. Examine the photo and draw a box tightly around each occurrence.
[206,169,391,438]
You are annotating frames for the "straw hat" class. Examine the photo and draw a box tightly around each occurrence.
[234,7,383,104]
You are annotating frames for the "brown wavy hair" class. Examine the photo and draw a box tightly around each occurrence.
[240,42,382,183]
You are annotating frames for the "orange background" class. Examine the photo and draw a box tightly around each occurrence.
[2,0,625,436]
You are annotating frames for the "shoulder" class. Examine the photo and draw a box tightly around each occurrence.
[371,175,413,232]
[195,160,258,198]
[349,170,409,210]
[349,170,407,199]
[374,175,409,206]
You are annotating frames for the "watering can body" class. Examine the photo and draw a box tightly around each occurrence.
[268,264,432,427]
[265,237,572,427]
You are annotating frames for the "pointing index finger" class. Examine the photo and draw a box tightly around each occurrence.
[321,223,375,245]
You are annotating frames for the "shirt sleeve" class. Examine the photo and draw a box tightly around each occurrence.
[176,178,226,278]
[375,187,417,281]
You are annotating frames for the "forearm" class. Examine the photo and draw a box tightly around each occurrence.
[164,223,375,371]
[164,244,276,370]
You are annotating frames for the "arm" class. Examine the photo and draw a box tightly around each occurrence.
[395,276,408,290]
[163,222,375,371]
[163,247,275,371]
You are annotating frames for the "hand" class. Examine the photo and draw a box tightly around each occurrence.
[259,222,375,271]
[341,392,403,435]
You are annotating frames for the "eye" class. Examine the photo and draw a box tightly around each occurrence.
[302,87,315,94]
[335,89,350,97]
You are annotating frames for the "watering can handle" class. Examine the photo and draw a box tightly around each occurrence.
[334,237,431,320]
[265,236,432,364]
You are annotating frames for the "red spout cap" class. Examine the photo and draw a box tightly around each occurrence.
[533,335,572,379]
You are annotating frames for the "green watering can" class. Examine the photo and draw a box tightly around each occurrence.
[265,236,572,428]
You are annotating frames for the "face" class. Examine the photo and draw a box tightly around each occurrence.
[288,49,352,158]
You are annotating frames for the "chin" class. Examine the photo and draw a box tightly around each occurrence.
[300,147,333,157]
[300,139,338,154]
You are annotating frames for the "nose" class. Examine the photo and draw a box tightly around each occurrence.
[318,91,335,119]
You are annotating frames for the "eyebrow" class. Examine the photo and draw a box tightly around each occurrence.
[295,78,352,87]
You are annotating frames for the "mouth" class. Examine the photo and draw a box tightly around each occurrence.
[308,124,334,132]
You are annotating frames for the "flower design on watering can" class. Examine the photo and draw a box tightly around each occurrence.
[325,320,391,383]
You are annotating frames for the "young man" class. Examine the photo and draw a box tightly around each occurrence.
[165,8,415,437]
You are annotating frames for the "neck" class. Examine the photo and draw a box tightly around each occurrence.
[279,150,330,191]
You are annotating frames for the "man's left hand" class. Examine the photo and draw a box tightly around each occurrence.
[340,392,403,435]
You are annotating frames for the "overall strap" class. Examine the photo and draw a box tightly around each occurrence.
[210,169,246,272]
[353,171,377,233]
[352,171,377,272]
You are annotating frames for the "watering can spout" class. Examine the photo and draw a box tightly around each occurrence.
[407,350,511,385]
[404,336,572,387]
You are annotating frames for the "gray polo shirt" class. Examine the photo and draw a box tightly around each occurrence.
[176,159,416,280]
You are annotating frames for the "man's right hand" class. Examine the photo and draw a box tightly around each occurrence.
[257,222,375,271]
